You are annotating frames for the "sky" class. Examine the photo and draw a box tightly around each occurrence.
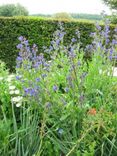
[0,0,111,15]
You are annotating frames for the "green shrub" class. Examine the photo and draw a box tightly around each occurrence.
[111,14,117,24]
[0,17,95,71]
[0,17,116,72]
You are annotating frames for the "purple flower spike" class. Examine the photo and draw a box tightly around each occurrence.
[33,44,37,48]
[96,23,101,31]
[114,28,117,33]
[36,78,40,82]
[112,39,117,45]
[24,88,29,94]
[24,40,29,46]
[51,41,55,45]
[86,44,93,50]
[16,75,22,80]
[69,49,76,58]
[24,88,37,96]
[18,36,24,41]
[90,32,96,37]
[113,56,117,59]
[56,39,60,45]
[16,56,22,61]
[71,38,77,43]
[106,39,110,44]
[53,85,58,91]
[75,30,80,38]
[110,49,113,55]
[42,74,47,78]
[59,32,64,38]
[33,63,39,68]
[49,45,53,51]
[64,87,69,93]
[16,44,23,49]
[109,55,112,60]
[30,89,36,96]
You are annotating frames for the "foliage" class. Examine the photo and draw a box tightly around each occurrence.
[0,21,117,155]
[53,12,72,20]
[0,17,116,72]
[110,13,117,24]
[71,13,103,21]
[102,0,117,24]
[102,0,117,10]
[0,17,96,71]
[0,3,28,17]
[31,13,103,21]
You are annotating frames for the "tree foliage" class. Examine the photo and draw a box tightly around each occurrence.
[102,0,117,10]
[32,13,102,21]
[0,3,29,17]
[0,17,96,71]
[53,12,72,20]
[71,13,102,21]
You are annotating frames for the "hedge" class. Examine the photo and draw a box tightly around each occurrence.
[0,17,116,71]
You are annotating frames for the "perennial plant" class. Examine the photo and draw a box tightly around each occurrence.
[0,21,117,156]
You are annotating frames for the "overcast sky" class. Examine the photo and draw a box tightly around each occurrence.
[0,0,111,15]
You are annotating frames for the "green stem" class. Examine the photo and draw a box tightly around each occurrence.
[66,125,97,156]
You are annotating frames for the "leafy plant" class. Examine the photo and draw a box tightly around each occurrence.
[0,20,117,155]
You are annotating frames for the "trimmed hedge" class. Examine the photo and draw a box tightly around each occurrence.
[0,17,116,71]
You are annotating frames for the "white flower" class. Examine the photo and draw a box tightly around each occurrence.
[7,78,12,82]
[48,60,52,63]
[113,67,117,77]
[16,103,22,107]
[9,85,16,90]
[99,69,102,74]
[11,96,23,103]
[6,74,15,82]
[11,96,23,107]
[14,90,20,95]
[0,77,3,81]
[9,90,15,95]
[11,97,18,103]
[8,74,15,78]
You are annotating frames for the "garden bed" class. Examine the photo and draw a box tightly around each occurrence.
[0,21,117,156]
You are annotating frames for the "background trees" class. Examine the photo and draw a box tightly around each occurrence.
[102,0,117,24]
[53,12,72,20]
[102,0,117,10]
[0,3,29,17]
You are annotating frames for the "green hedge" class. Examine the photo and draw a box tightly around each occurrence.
[0,17,115,71]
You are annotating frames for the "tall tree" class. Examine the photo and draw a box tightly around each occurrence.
[0,3,28,17]
[102,0,117,10]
